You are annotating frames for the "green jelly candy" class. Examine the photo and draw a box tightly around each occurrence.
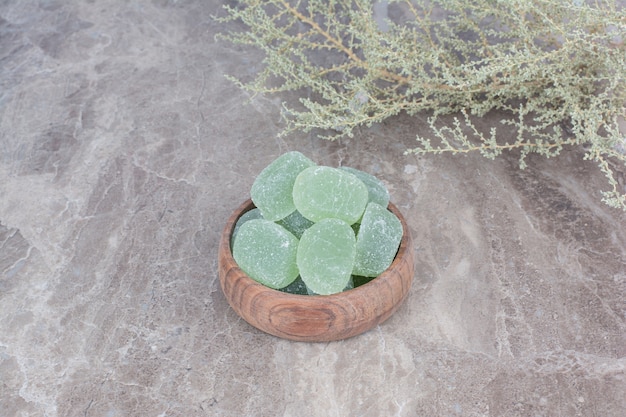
[340,166,390,208]
[277,210,314,239]
[353,202,403,277]
[231,208,263,248]
[251,151,316,221]
[297,218,356,295]
[293,166,368,224]
[232,219,299,289]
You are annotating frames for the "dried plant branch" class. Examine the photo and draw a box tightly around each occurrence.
[218,0,626,210]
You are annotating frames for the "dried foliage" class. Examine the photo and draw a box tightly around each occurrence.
[218,0,626,210]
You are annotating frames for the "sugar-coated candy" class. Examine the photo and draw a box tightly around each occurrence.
[353,202,403,277]
[297,218,356,295]
[293,166,368,225]
[232,219,299,289]
[340,166,390,209]
[251,151,316,221]
[230,208,263,248]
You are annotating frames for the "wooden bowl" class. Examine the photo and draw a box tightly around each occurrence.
[218,199,414,342]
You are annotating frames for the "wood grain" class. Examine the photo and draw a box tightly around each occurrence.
[218,199,415,342]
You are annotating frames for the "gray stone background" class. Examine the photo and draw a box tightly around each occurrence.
[1,1,625,416]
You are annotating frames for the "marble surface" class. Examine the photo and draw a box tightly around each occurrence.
[1,1,625,416]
